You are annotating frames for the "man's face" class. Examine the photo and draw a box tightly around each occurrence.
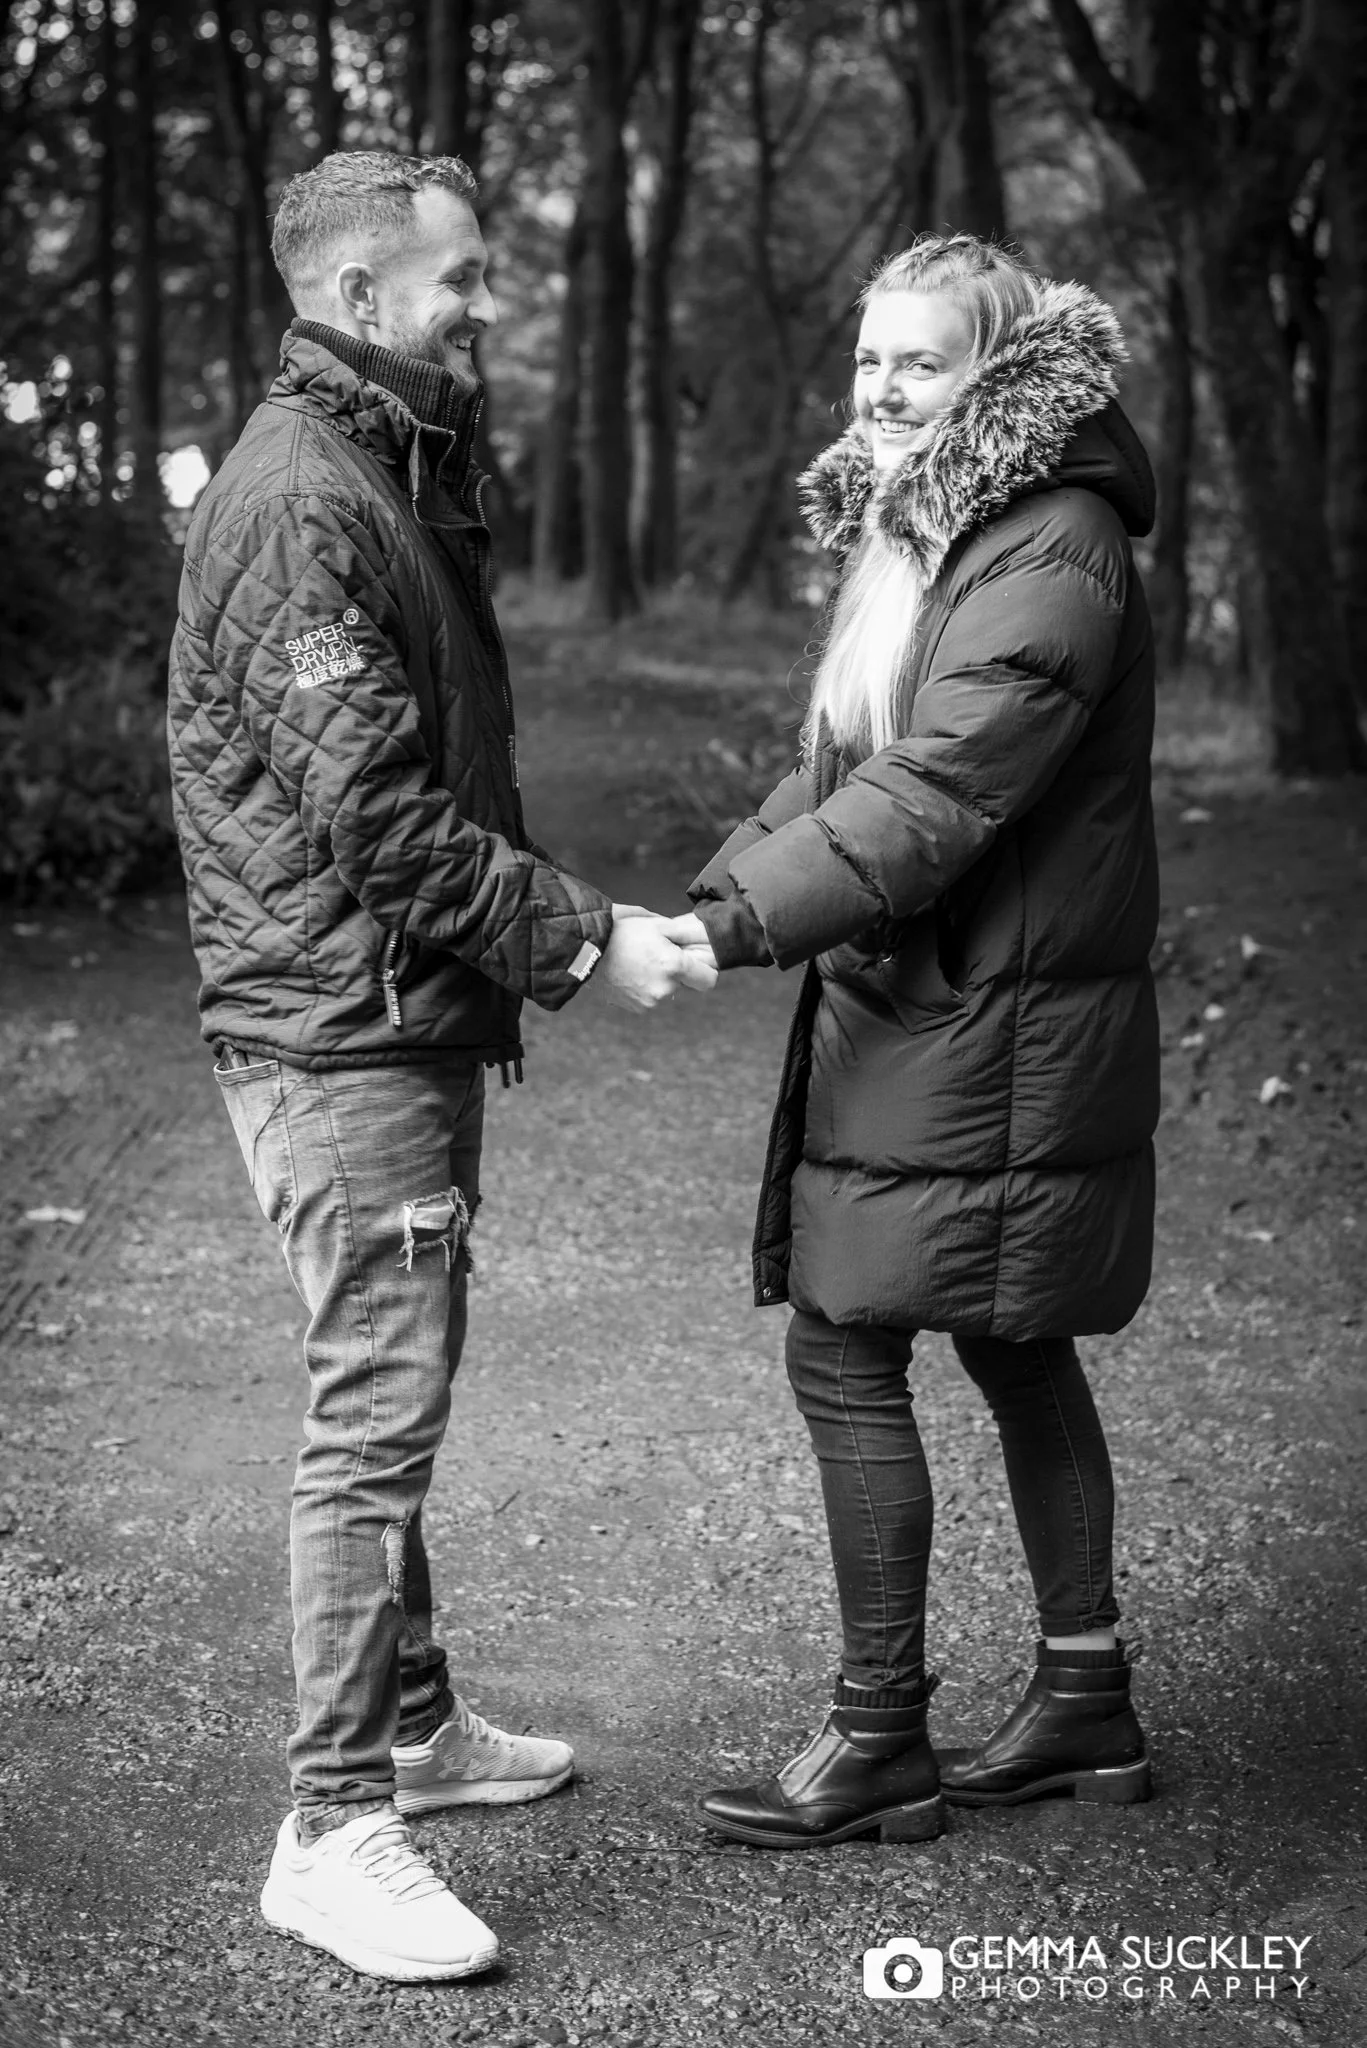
[365,188,497,389]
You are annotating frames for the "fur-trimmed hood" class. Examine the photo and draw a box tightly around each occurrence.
[798,280,1154,578]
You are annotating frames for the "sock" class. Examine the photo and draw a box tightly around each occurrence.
[1038,1641,1126,1668]
[835,1675,927,1710]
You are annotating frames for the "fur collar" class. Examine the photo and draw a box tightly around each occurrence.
[797,280,1127,580]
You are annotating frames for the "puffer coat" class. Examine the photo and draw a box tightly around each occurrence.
[168,322,613,1071]
[691,282,1160,1339]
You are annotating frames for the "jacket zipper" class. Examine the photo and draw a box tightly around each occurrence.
[380,929,403,1030]
[470,474,519,791]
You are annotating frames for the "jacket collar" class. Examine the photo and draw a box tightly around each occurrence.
[797,280,1153,580]
[272,320,484,490]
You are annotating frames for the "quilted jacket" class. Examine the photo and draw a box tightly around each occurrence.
[168,322,613,1071]
[691,282,1160,1339]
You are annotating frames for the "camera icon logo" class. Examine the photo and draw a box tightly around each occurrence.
[864,1939,945,1999]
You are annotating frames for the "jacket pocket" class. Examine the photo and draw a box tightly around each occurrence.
[876,911,968,1027]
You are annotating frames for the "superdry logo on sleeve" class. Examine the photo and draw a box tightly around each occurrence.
[285,609,367,687]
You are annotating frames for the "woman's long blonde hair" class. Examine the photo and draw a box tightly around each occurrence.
[802,235,1041,763]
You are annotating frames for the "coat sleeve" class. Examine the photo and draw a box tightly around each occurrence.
[687,764,809,901]
[725,543,1127,969]
[201,491,613,1010]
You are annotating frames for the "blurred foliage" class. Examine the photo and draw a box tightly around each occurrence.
[0,658,178,906]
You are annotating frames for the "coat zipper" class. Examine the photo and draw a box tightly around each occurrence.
[380,929,403,1030]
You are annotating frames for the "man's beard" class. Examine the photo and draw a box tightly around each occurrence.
[385,310,479,388]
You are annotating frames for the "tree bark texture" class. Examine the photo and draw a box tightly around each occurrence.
[212,3,293,367]
[533,206,586,584]
[1324,0,1367,703]
[579,0,640,620]
[1147,262,1193,676]
[1047,0,1366,773]
[915,0,1006,237]
[95,0,120,505]
[314,0,343,157]
[632,0,698,587]
[130,1,162,503]
[424,0,471,158]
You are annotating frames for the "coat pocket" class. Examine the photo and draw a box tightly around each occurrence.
[876,909,967,1026]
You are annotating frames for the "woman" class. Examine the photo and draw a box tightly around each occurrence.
[665,234,1159,1849]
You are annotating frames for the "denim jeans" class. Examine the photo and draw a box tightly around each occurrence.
[216,1054,484,1819]
[785,1311,1120,1688]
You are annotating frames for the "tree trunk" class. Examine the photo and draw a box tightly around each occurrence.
[721,396,800,605]
[632,0,698,587]
[212,4,294,362]
[130,1,162,505]
[314,0,342,157]
[95,0,120,509]
[402,0,430,153]
[895,0,1006,238]
[533,207,587,583]
[226,189,257,441]
[1046,0,1365,772]
[579,0,640,621]
[424,0,478,163]
[1187,216,1364,772]
[1324,5,1367,704]
[1147,261,1193,676]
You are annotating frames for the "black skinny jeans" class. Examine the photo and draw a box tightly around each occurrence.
[785,1310,1120,1689]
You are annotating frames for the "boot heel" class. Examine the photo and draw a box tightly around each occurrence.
[1073,1759,1151,1805]
[879,1795,945,1842]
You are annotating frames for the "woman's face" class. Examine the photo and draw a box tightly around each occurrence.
[854,290,977,472]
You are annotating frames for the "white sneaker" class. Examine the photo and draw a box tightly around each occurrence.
[259,1804,499,1981]
[393,1696,574,1816]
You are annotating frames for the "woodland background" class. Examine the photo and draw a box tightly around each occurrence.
[2,0,1366,900]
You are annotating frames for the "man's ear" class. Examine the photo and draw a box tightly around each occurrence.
[336,260,379,331]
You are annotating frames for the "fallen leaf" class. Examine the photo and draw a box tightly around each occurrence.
[1180,1032,1206,1050]
[1240,934,1267,962]
[1258,1076,1293,1106]
[1203,1002,1226,1022]
[23,1206,87,1226]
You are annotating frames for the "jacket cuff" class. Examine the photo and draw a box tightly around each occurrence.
[727,815,883,969]
[688,818,769,901]
[695,894,773,969]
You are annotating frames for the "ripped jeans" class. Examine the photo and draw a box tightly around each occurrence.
[215,1054,483,1821]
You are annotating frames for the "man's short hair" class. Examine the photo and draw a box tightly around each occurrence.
[271,151,479,306]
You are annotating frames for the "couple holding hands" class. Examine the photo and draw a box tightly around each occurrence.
[168,148,1159,1983]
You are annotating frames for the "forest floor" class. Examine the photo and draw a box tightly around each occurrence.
[1,599,1365,2048]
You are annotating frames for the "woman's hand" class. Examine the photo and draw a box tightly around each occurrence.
[655,913,719,970]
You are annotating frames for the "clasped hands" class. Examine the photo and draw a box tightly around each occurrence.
[598,905,719,1012]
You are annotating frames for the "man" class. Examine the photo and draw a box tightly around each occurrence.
[166,149,713,1984]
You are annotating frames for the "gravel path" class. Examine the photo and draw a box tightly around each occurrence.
[1,657,1364,2048]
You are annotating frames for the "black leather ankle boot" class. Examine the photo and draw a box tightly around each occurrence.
[938,1644,1150,1806]
[699,1678,944,1849]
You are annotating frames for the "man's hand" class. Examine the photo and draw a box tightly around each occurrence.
[599,906,720,1011]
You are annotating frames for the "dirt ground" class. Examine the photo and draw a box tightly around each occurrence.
[1,626,1365,2048]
